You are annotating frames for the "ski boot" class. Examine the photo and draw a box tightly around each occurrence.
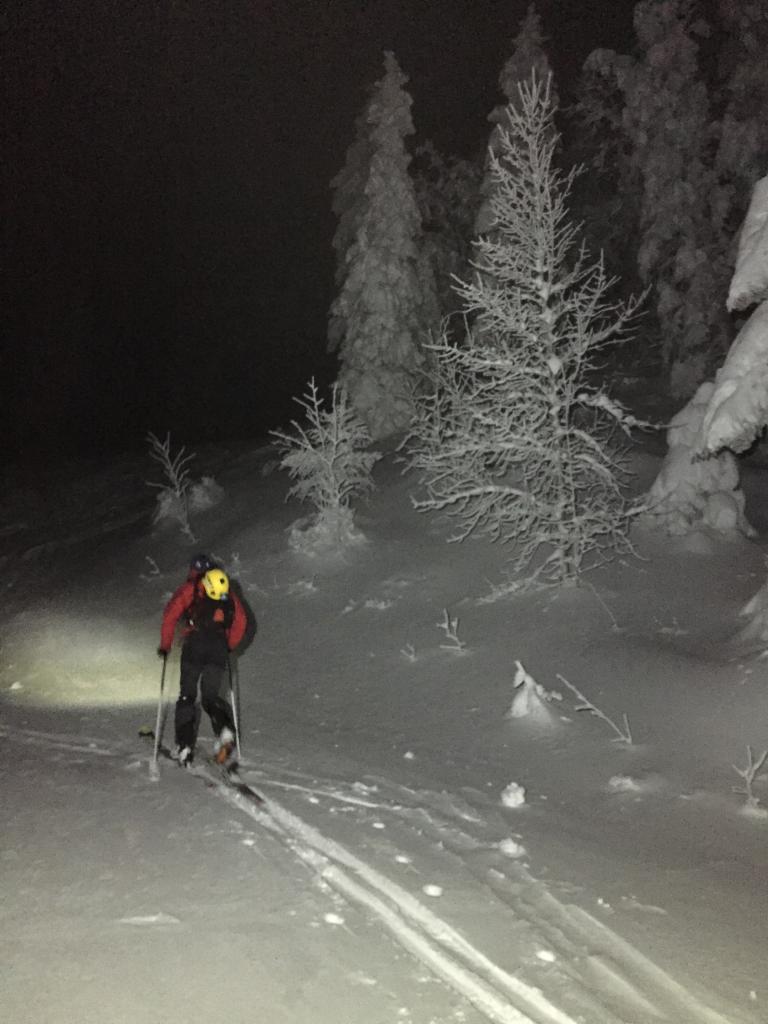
[213,728,237,769]
[175,745,194,768]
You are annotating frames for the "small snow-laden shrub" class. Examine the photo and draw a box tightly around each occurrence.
[188,475,224,512]
[270,379,382,551]
[732,746,768,820]
[405,76,644,589]
[146,432,196,541]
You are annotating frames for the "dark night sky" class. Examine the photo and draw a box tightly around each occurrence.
[3,1,635,463]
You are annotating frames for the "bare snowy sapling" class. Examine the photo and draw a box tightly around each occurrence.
[400,643,417,663]
[406,76,643,588]
[556,672,632,744]
[146,431,197,541]
[437,608,467,654]
[270,379,381,548]
[732,746,768,818]
[139,556,161,582]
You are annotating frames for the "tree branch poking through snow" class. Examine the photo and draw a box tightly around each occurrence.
[732,746,768,817]
[556,673,632,744]
[437,609,467,654]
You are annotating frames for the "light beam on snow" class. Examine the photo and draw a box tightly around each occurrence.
[0,612,162,708]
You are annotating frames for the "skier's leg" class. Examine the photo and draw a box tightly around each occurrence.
[199,663,235,738]
[175,653,202,753]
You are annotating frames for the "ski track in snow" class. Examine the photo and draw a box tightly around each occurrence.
[5,726,748,1024]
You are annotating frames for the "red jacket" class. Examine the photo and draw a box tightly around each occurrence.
[160,579,247,653]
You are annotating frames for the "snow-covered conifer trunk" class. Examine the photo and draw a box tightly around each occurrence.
[329,52,438,441]
[406,78,642,589]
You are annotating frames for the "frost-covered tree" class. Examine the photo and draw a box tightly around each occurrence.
[270,379,382,551]
[406,78,643,590]
[412,142,482,323]
[475,4,556,237]
[328,52,438,440]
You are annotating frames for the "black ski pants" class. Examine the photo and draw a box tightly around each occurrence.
[174,649,235,751]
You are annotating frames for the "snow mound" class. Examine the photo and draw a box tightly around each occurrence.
[498,837,527,858]
[500,782,526,808]
[607,774,665,795]
[288,507,368,556]
[506,660,562,726]
[188,475,224,511]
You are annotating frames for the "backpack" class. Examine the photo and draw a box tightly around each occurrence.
[186,585,235,636]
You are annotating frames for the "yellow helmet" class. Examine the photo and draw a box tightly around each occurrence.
[202,568,229,600]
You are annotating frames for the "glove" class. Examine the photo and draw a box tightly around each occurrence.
[157,647,168,658]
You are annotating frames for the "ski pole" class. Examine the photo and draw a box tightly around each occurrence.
[228,655,242,760]
[150,652,167,780]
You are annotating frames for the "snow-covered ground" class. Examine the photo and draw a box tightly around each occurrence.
[1,438,767,1024]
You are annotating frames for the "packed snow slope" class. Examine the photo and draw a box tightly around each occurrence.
[1,438,767,1024]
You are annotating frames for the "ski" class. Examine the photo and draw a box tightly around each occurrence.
[139,728,265,807]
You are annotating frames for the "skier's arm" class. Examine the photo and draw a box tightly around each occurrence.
[227,593,247,651]
[159,581,194,651]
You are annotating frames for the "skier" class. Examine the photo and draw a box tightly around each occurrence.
[158,555,246,768]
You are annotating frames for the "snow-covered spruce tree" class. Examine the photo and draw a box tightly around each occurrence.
[642,172,768,538]
[574,4,768,398]
[714,3,768,216]
[329,107,372,295]
[695,171,768,643]
[270,379,381,552]
[622,0,728,396]
[328,52,438,441]
[412,141,482,324]
[569,49,642,304]
[406,77,643,589]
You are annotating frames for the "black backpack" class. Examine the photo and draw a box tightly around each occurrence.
[186,588,235,635]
